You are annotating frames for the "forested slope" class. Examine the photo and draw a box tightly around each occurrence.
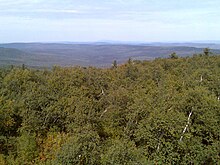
[0,54,220,164]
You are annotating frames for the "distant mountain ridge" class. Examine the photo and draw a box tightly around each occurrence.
[0,43,220,68]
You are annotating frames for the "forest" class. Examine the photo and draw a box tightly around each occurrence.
[0,52,220,164]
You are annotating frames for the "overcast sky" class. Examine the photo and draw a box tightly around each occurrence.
[0,0,220,43]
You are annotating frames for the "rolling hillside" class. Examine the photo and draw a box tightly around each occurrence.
[1,43,220,67]
[0,47,32,66]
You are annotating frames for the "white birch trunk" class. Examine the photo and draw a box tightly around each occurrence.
[180,111,192,142]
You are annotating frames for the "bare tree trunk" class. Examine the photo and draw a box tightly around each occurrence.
[100,107,109,118]
[199,75,203,82]
[180,111,192,142]
[156,132,164,152]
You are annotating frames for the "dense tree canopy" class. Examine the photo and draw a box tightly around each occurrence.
[0,54,220,164]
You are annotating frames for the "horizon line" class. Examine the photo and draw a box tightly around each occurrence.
[1,40,220,44]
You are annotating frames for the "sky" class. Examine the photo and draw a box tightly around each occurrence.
[0,0,220,43]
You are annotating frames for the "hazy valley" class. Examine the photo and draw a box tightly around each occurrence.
[1,42,220,68]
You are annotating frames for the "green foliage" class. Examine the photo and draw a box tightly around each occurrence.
[101,138,144,165]
[169,52,179,59]
[17,132,38,164]
[0,154,6,165]
[203,47,211,56]
[54,127,100,165]
[0,54,220,164]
